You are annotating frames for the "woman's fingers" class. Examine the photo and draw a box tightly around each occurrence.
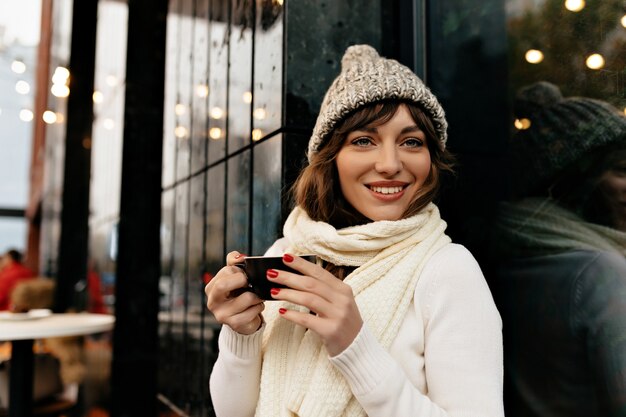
[226,250,246,267]
[281,253,343,289]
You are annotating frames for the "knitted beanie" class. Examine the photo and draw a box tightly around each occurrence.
[511,81,626,196]
[307,44,448,161]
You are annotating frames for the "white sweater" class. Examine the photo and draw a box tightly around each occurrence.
[209,240,504,417]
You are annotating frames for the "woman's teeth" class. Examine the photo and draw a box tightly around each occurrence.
[370,186,403,194]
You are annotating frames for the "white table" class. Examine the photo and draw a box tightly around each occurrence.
[0,313,115,417]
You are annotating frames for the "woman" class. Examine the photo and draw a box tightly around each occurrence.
[493,81,626,416]
[205,44,503,417]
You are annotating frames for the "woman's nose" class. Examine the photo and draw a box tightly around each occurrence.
[374,146,402,175]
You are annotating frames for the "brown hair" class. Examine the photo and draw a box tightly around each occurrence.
[292,100,455,229]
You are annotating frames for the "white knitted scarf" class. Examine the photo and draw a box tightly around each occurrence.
[255,203,450,417]
[496,198,626,257]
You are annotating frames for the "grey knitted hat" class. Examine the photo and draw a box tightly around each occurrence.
[307,44,448,161]
[511,81,626,196]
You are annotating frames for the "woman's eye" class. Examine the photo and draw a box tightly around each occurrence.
[351,137,373,147]
[402,138,424,148]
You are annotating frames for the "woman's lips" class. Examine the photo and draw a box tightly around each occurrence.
[365,183,408,201]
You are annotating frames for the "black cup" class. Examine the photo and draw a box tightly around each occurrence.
[235,255,317,300]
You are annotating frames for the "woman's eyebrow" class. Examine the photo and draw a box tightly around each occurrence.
[354,124,421,134]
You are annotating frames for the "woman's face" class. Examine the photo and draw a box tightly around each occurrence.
[335,104,432,222]
[599,160,626,231]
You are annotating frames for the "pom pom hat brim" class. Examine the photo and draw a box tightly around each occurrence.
[307,44,448,162]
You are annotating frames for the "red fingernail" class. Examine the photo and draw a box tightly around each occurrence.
[267,269,278,278]
[270,288,280,296]
[283,254,294,263]
[279,308,287,314]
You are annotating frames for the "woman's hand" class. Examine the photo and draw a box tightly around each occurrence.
[205,251,265,335]
[268,253,363,357]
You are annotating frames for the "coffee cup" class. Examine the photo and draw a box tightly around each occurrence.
[234,255,317,300]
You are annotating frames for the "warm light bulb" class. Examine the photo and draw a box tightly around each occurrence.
[275,0,283,5]
[51,84,70,98]
[621,15,626,28]
[253,108,267,120]
[175,103,186,116]
[525,49,544,64]
[252,128,263,141]
[514,118,531,130]
[92,90,104,103]
[15,80,30,94]
[196,84,209,98]
[11,60,26,74]
[19,109,33,122]
[243,91,252,104]
[52,66,70,84]
[209,127,222,140]
[209,107,224,119]
[42,110,57,124]
[586,53,605,70]
[564,0,585,12]
[174,126,188,138]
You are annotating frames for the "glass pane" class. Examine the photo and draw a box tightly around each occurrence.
[190,0,210,174]
[205,164,225,278]
[252,134,282,255]
[227,0,253,153]
[226,150,250,254]
[160,189,175,310]
[175,0,194,181]
[188,173,205,315]
[162,1,182,188]
[172,181,189,315]
[207,10,228,164]
[252,0,283,138]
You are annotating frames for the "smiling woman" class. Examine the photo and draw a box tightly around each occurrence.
[205,44,504,417]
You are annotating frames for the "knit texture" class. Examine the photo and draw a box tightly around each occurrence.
[511,81,626,196]
[496,197,626,258]
[307,44,448,161]
[254,204,450,417]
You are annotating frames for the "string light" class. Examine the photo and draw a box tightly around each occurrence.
[105,75,118,87]
[586,53,605,70]
[52,66,70,85]
[252,128,263,141]
[93,90,104,103]
[209,127,222,140]
[525,49,544,64]
[51,84,70,98]
[514,118,531,130]
[11,60,26,74]
[621,15,626,28]
[209,107,224,119]
[242,91,252,104]
[564,0,585,12]
[103,118,115,130]
[175,103,186,115]
[196,84,209,98]
[15,80,30,95]
[42,110,57,124]
[174,126,188,138]
[253,108,267,120]
[19,109,33,122]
